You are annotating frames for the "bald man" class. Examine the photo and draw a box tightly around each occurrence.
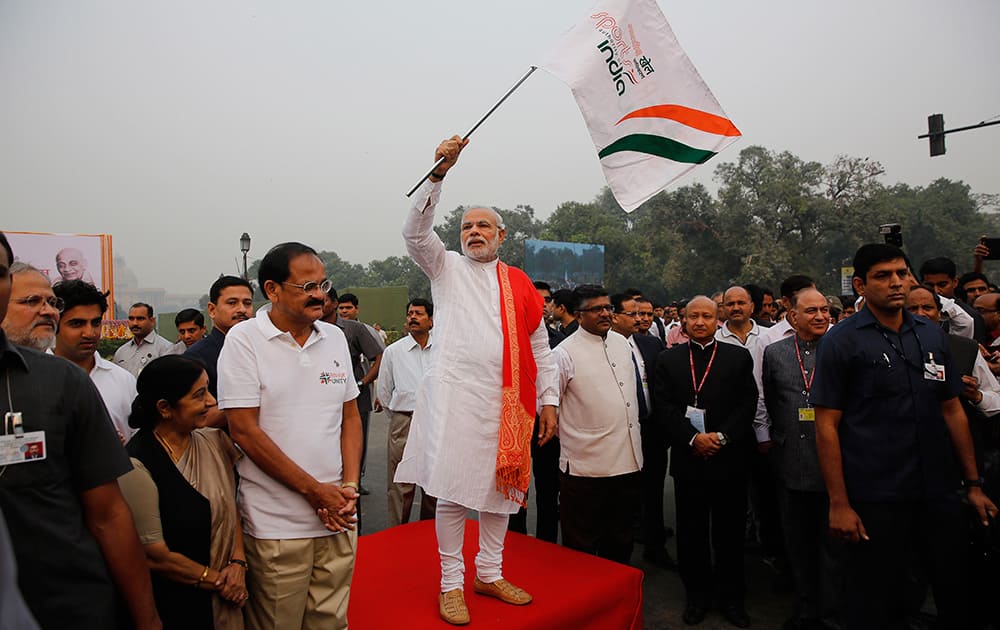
[655,296,758,627]
[973,293,1000,347]
[55,248,95,284]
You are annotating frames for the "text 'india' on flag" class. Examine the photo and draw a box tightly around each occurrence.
[540,0,741,212]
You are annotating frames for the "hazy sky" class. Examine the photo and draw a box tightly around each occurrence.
[2,0,998,294]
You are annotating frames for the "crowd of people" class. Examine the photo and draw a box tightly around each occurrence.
[1,135,999,630]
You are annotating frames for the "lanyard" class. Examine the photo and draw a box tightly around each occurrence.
[793,338,814,397]
[877,326,924,370]
[689,342,718,407]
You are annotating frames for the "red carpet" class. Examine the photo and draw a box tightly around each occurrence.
[349,519,643,629]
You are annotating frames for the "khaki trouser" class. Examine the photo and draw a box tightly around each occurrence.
[243,532,356,630]
[387,410,437,527]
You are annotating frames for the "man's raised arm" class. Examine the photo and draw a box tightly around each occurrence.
[403,136,468,279]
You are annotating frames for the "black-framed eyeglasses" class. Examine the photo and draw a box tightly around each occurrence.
[616,310,640,318]
[282,279,333,294]
[577,304,614,314]
[14,295,65,312]
[977,308,999,315]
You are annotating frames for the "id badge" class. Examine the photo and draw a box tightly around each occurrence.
[797,407,815,422]
[923,361,945,382]
[0,431,47,465]
[686,406,706,433]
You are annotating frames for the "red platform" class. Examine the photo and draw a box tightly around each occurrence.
[348,519,643,629]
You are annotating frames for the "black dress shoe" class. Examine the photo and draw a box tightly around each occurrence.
[720,603,751,628]
[642,546,677,569]
[682,601,708,625]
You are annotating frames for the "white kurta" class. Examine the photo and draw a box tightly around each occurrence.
[395,180,559,514]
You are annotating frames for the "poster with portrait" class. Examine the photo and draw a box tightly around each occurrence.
[4,231,115,316]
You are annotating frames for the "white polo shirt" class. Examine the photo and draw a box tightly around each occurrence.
[217,304,359,539]
[90,352,138,443]
[47,349,137,443]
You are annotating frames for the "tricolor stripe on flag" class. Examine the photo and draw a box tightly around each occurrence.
[540,0,741,212]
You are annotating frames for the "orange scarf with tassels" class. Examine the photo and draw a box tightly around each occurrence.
[494,261,543,507]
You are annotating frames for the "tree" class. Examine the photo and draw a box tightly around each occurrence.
[239,147,992,305]
[713,146,832,290]
[632,183,731,300]
[890,179,990,274]
[365,256,430,300]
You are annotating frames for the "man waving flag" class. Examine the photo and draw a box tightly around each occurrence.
[541,0,741,212]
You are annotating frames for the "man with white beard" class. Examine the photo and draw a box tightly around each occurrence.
[397,135,559,626]
[0,263,60,351]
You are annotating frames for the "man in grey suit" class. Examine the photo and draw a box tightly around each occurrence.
[761,288,843,630]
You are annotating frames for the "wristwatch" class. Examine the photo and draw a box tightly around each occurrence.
[717,432,728,446]
[356,379,364,388]
[963,477,984,488]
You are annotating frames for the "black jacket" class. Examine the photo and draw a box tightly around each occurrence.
[654,340,757,480]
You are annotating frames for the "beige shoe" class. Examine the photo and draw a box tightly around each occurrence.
[472,577,532,605]
[439,589,470,625]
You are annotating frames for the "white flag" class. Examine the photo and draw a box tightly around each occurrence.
[540,0,741,212]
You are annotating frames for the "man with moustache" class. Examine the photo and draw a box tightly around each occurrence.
[52,280,137,443]
[218,242,363,629]
[0,233,161,630]
[813,243,997,629]
[759,288,777,325]
[716,286,763,351]
[610,292,674,569]
[655,296,758,627]
[0,263,61,351]
[553,286,642,564]
[716,285,784,583]
[398,136,559,625]
[761,288,843,630]
[377,298,438,527]
[186,275,254,398]
[113,302,180,377]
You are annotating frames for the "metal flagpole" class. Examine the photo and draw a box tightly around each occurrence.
[405,66,538,198]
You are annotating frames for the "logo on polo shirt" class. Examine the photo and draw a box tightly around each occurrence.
[319,371,349,385]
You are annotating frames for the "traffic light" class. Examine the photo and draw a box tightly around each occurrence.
[928,114,945,157]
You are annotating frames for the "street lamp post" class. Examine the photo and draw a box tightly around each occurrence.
[240,232,251,280]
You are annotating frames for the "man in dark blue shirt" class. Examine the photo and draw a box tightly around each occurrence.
[185,275,254,397]
[812,243,997,628]
[0,232,160,629]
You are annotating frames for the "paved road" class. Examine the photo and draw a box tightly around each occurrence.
[357,409,795,629]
